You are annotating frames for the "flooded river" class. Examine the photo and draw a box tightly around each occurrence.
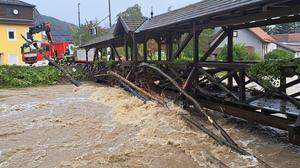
[0,83,299,168]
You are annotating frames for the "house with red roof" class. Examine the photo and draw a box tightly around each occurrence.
[272,33,300,58]
[212,27,277,59]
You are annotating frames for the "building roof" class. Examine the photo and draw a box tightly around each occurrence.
[272,33,300,43]
[82,0,300,48]
[82,25,116,47]
[119,15,147,32]
[0,0,35,7]
[276,42,300,52]
[248,27,275,43]
[138,0,268,32]
[83,15,146,48]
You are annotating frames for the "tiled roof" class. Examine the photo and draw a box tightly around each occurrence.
[248,27,275,43]
[119,15,147,32]
[138,0,267,32]
[276,42,300,52]
[83,15,146,47]
[0,0,35,7]
[83,0,297,48]
[272,33,300,43]
[82,25,116,47]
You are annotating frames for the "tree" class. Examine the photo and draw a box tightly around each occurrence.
[179,29,214,60]
[218,43,261,61]
[273,23,296,34]
[264,49,294,60]
[72,20,108,46]
[117,4,143,19]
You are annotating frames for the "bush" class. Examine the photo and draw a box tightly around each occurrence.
[264,49,294,60]
[218,43,261,61]
[0,65,62,88]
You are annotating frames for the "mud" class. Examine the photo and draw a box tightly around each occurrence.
[0,83,299,168]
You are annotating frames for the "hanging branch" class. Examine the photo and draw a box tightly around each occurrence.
[107,71,165,105]
[139,63,238,147]
[100,68,272,167]
[197,68,239,100]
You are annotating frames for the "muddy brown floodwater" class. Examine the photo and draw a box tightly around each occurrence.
[0,83,299,168]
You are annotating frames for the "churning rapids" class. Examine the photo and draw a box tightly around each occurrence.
[0,83,299,168]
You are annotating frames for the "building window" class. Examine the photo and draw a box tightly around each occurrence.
[8,54,18,65]
[7,29,17,40]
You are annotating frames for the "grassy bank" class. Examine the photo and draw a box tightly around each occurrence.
[0,65,62,88]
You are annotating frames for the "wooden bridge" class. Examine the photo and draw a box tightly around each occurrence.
[81,0,300,146]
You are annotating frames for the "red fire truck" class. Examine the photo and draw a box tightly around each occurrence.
[21,22,70,65]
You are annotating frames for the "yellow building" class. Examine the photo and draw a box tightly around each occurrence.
[0,0,41,65]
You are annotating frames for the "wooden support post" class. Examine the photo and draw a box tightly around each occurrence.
[227,29,234,88]
[130,44,133,61]
[111,45,121,61]
[166,34,173,61]
[125,40,129,61]
[280,69,287,93]
[238,69,246,101]
[288,123,300,145]
[173,33,193,59]
[85,48,90,63]
[143,40,147,61]
[110,46,115,61]
[132,37,137,62]
[193,24,201,64]
[200,31,227,62]
[93,48,99,62]
[158,40,162,61]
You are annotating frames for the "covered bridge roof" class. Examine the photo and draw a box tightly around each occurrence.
[83,0,300,48]
[138,0,266,32]
[0,0,35,7]
[82,15,146,48]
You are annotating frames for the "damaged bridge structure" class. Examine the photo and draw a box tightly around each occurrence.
[82,0,300,146]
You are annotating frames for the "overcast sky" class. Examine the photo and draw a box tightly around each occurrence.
[24,0,200,27]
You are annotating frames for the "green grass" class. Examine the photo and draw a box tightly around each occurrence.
[0,65,62,89]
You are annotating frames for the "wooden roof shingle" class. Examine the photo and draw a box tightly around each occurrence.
[137,0,268,32]
[0,0,35,7]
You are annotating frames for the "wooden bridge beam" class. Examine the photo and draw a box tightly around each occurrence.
[125,40,129,61]
[173,33,193,59]
[227,28,234,89]
[143,40,148,61]
[166,33,173,61]
[158,40,162,61]
[200,31,227,62]
[193,23,201,64]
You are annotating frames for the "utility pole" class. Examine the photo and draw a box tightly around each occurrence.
[108,0,112,28]
[78,3,81,46]
[78,3,81,26]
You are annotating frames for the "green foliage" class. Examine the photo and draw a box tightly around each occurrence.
[218,43,261,61]
[117,4,143,18]
[248,58,300,89]
[180,29,214,60]
[107,60,118,68]
[68,66,89,81]
[264,49,294,60]
[72,20,108,46]
[292,58,300,74]
[0,65,61,88]
[248,60,286,88]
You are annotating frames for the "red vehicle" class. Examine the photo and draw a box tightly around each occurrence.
[21,22,70,65]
